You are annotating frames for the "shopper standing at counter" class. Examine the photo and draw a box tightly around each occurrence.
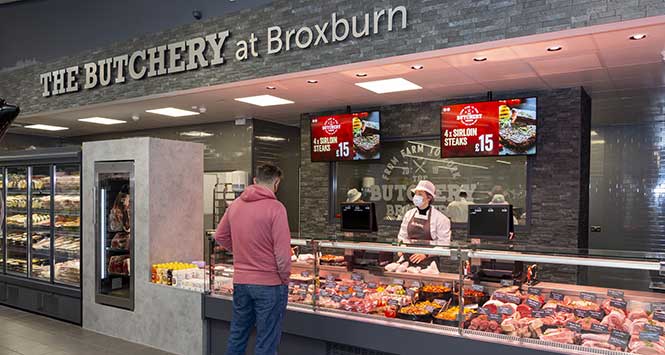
[214,164,292,355]
[398,180,451,264]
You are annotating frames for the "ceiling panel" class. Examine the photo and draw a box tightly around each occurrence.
[455,61,538,82]
[592,24,665,51]
[511,36,598,60]
[600,46,663,68]
[529,53,603,76]
[540,69,611,87]
[443,47,520,68]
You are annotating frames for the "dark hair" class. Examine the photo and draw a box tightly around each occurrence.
[255,164,283,185]
[459,191,468,198]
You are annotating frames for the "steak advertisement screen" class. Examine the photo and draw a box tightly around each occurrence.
[441,97,537,158]
[311,111,381,162]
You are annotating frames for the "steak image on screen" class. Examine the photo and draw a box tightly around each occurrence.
[352,111,381,160]
[498,98,537,155]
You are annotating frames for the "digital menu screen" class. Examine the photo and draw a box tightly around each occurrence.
[441,97,537,158]
[311,111,381,162]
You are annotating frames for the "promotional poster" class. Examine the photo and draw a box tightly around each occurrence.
[441,98,537,158]
[311,111,381,161]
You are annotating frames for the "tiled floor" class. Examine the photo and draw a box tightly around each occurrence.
[0,305,174,355]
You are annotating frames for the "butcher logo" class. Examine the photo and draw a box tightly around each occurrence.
[322,117,341,135]
[457,105,482,126]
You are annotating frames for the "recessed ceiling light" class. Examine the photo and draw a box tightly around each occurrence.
[473,57,488,62]
[591,140,605,144]
[78,117,127,125]
[307,79,319,84]
[234,95,295,107]
[591,130,598,136]
[547,45,563,52]
[266,86,277,90]
[179,131,214,138]
[411,64,424,70]
[355,73,368,78]
[629,33,647,40]
[24,124,69,131]
[145,107,200,117]
[355,78,422,94]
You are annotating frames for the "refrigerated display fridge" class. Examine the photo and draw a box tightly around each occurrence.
[94,161,134,311]
[0,148,81,324]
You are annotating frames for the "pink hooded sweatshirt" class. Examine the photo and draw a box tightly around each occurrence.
[214,184,292,285]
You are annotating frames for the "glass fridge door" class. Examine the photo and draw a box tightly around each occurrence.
[0,167,4,271]
[53,164,80,287]
[95,161,134,311]
[6,167,28,276]
[30,165,52,281]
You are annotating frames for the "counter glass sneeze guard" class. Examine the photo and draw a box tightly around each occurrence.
[207,238,665,355]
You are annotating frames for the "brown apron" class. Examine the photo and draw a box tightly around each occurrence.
[405,210,437,267]
[406,210,432,241]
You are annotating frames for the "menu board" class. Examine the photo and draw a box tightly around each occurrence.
[441,97,537,158]
[311,111,381,161]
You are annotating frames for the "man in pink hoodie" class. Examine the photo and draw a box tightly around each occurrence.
[214,164,292,355]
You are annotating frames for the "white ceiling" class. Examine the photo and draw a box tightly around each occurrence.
[11,16,665,137]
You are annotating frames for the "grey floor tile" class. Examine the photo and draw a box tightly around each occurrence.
[0,306,175,355]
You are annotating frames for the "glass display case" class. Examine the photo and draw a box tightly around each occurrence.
[2,163,80,285]
[207,239,665,355]
[94,161,134,311]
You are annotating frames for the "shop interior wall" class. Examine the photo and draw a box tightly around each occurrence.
[299,87,591,283]
[0,133,74,151]
[252,119,301,232]
[588,87,665,291]
[0,0,273,71]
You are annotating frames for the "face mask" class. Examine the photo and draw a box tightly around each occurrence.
[413,195,425,208]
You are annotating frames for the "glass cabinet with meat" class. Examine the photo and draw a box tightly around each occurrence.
[206,239,665,355]
[0,149,82,324]
[53,165,81,286]
[1,158,81,286]
[206,237,317,309]
[5,167,29,275]
[94,161,134,311]
[29,165,52,281]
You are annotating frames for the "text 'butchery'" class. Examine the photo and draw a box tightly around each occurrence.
[39,6,408,97]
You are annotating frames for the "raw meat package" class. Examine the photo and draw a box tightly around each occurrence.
[108,255,130,275]
[111,232,130,250]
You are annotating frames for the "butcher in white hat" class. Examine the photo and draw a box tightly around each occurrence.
[397,180,452,264]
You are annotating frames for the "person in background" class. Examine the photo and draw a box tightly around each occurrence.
[397,180,452,265]
[489,191,520,226]
[446,191,472,223]
[346,188,363,203]
[214,164,291,355]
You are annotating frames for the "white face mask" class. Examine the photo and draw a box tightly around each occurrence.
[413,195,425,208]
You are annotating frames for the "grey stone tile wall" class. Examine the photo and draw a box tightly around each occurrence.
[1,0,663,115]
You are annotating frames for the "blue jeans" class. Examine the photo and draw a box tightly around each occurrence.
[226,284,288,355]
